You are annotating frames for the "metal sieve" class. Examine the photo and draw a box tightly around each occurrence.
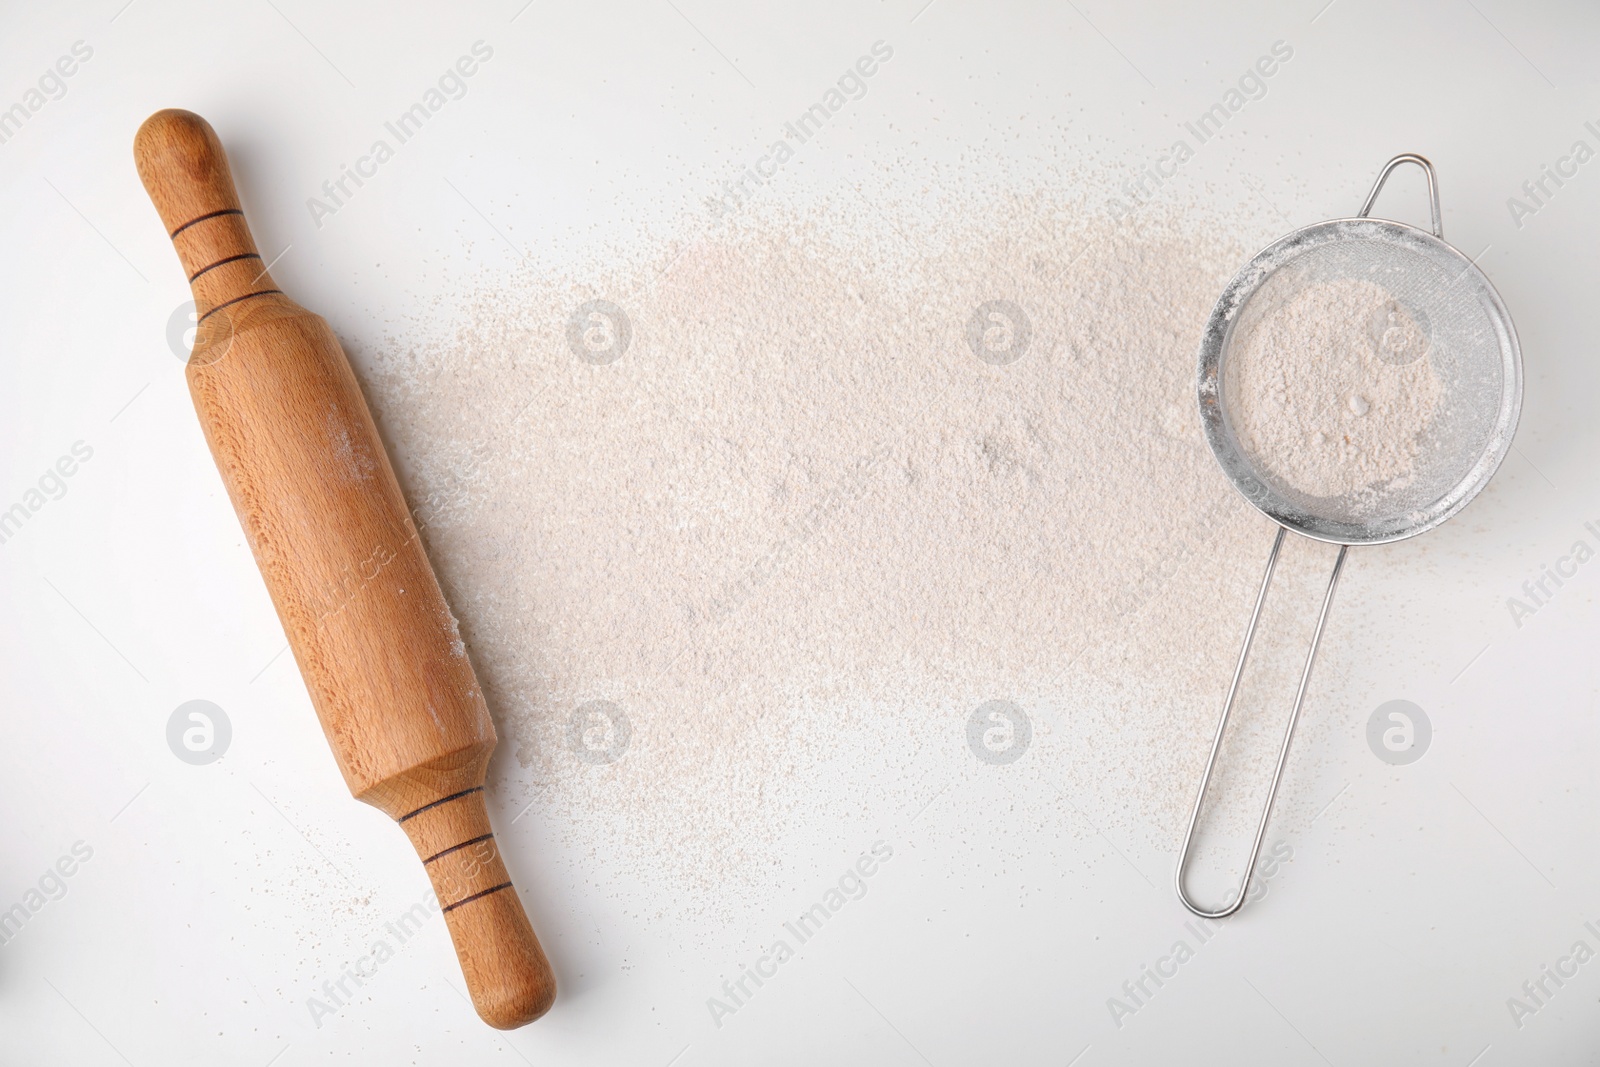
[1175,155,1522,919]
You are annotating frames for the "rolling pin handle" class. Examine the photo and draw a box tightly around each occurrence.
[397,787,556,1028]
[133,109,281,322]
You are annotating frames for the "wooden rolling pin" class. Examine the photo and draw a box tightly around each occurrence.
[133,109,555,1029]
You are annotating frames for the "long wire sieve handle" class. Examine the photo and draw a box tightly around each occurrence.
[1174,527,1348,919]
[1358,153,1442,238]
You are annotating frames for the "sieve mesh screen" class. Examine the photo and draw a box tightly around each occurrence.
[1202,219,1517,542]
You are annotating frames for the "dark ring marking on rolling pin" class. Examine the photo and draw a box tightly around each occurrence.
[169,208,244,237]
[398,786,484,823]
[188,252,262,282]
[441,882,514,913]
[423,833,495,865]
[196,289,283,323]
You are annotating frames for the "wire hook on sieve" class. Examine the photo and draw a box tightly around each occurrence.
[1358,153,1442,238]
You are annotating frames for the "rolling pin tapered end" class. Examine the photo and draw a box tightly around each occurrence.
[398,787,556,1028]
[133,109,280,317]
[448,887,558,1029]
[133,109,240,236]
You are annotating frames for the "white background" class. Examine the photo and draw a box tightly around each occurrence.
[2,0,1600,1063]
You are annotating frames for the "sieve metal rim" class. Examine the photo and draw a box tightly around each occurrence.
[1196,216,1522,546]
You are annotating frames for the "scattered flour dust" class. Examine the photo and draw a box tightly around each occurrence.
[1225,277,1442,502]
[361,186,1370,916]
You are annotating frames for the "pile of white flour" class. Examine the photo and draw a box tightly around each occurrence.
[361,186,1367,912]
[1225,277,1442,504]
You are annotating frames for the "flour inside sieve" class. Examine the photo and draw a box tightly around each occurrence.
[1223,275,1444,508]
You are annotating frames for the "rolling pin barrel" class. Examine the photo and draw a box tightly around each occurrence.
[134,109,554,1029]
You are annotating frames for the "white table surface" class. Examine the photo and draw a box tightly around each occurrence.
[3,1,1599,1063]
